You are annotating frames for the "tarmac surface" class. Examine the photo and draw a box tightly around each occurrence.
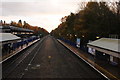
[2,35,107,79]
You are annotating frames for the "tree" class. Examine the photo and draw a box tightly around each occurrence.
[3,21,6,26]
[0,20,3,26]
[10,21,17,26]
[61,16,67,23]
[51,1,120,43]
[17,20,22,28]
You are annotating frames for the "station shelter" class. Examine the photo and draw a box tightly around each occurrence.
[87,38,120,67]
[0,33,21,57]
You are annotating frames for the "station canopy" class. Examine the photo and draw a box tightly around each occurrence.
[9,26,34,32]
[87,38,120,53]
[0,33,20,42]
[0,26,34,32]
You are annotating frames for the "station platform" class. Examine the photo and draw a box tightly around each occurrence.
[0,39,40,63]
[58,40,120,80]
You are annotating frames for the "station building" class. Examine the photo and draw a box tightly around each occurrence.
[87,38,120,67]
[0,26,34,38]
[0,25,35,59]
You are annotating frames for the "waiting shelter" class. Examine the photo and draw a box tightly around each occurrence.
[87,38,120,66]
[0,33,21,57]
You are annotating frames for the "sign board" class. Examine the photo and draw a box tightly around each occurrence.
[76,38,80,48]
[88,40,96,55]
[88,47,95,55]
[110,56,113,62]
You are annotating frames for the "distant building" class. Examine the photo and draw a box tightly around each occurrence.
[87,38,120,67]
[0,26,38,60]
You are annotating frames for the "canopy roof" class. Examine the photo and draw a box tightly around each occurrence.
[87,38,120,53]
[0,26,34,32]
[0,33,20,42]
[9,26,34,32]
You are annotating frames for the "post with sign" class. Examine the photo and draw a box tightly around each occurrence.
[76,38,80,48]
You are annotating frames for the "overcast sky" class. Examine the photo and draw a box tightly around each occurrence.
[0,0,119,32]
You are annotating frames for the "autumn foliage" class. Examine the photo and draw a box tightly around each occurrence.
[51,2,120,43]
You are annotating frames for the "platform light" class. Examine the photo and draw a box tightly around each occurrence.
[103,53,106,55]
[67,34,69,36]
[96,36,100,39]
[39,34,42,36]
[82,35,84,38]
[59,33,61,36]
[48,56,51,59]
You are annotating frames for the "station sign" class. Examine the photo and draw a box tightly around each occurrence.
[76,38,80,48]
[88,40,95,55]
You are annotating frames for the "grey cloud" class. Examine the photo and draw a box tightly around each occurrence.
[1,1,72,16]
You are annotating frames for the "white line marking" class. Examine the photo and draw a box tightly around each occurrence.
[19,38,45,79]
